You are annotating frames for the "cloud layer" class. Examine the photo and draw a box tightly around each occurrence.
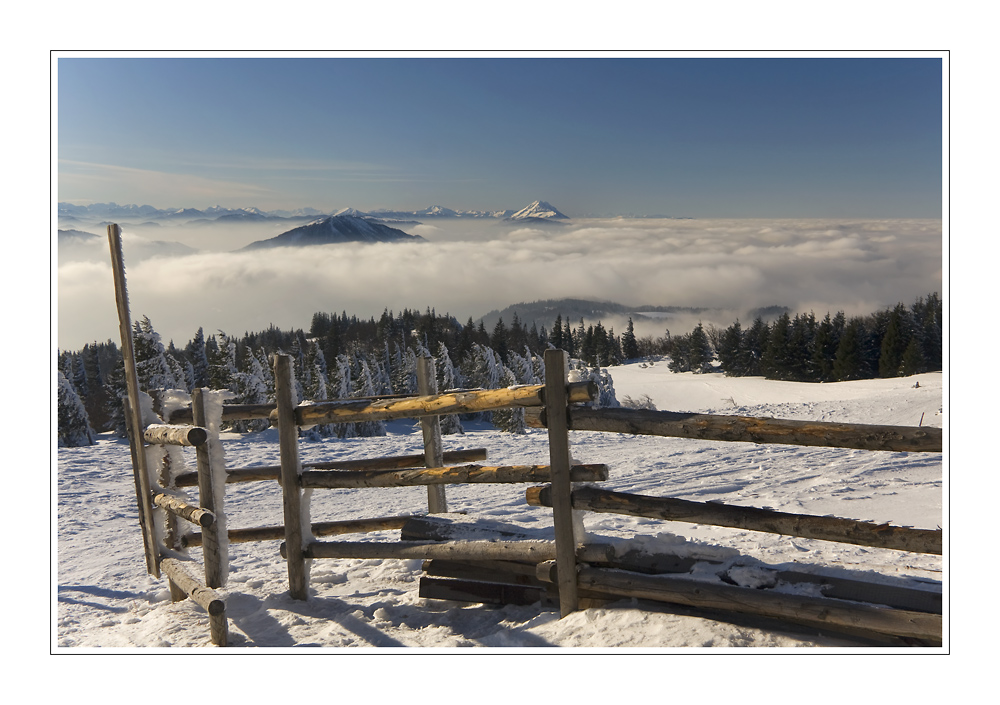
[57,218,942,350]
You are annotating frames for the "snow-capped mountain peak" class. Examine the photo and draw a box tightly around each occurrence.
[508,200,569,220]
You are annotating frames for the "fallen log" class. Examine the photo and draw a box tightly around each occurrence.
[526,406,942,453]
[535,561,941,644]
[301,463,609,489]
[527,485,942,555]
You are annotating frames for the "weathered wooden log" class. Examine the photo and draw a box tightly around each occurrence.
[526,406,942,453]
[109,224,159,577]
[167,391,464,424]
[275,354,308,601]
[142,423,208,447]
[160,558,227,615]
[527,485,942,555]
[301,463,609,489]
[192,388,224,589]
[280,381,597,426]
[174,448,490,487]
[286,539,561,563]
[401,515,552,542]
[576,544,940,613]
[160,558,227,646]
[422,559,546,586]
[152,492,215,527]
[418,356,448,514]
[419,577,548,606]
[543,349,580,617]
[184,515,417,547]
[535,561,941,643]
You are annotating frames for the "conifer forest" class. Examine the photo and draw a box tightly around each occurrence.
[57,293,942,447]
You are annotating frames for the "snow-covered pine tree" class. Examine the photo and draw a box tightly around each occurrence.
[352,355,386,437]
[332,353,356,438]
[492,365,526,433]
[58,371,95,447]
[622,317,640,361]
[435,342,464,435]
[230,347,271,433]
[570,362,621,409]
[103,355,129,436]
[186,327,211,388]
[133,316,181,392]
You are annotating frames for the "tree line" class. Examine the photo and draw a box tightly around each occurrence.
[57,307,623,447]
[664,292,943,381]
[56,294,942,447]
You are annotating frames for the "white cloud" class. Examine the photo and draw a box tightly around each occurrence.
[57,217,942,350]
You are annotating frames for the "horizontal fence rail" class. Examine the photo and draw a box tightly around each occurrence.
[300,463,609,489]
[285,381,597,427]
[526,406,942,453]
[166,389,502,423]
[527,484,942,555]
[173,448,490,487]
[183,515,418,548]
[143,423,209,447]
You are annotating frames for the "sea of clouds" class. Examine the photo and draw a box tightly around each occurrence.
[57,217,942,351]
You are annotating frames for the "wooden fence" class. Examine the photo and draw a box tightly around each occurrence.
[107,222,944,646]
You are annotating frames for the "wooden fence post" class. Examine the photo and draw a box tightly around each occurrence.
[274,354,308,600]
[543,349,578,616]
[108,224,160,578]
[417,356,448,514]
[192,388,225,588]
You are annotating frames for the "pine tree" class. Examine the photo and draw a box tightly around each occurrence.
[879,303,910,378]
[491,317,509,363]
[899,337,927,377]
[687,322,714,373]
[133,316,180,392]
[492,366,526,433]
[811,313,838,382]
[717,320,743,376]
[833,318,865,381]
[58,371,95,446]
[436,342,464,435]
[742,317,769,376]
[622,317,639,360]
[762,313,791,380]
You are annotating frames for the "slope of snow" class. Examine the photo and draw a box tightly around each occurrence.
[55,365,944,651]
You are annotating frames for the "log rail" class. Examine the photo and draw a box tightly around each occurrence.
[526,406,942,453]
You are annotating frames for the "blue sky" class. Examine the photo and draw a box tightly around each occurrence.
[57,55,943,218]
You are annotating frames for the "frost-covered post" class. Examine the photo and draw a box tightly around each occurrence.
[108,223,160,578]
[275,354,308,600]
[417,356,448,513]
[543,348,579,616]
[192,388,224,589]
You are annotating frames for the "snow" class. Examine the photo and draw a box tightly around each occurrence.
[55,363,944,653]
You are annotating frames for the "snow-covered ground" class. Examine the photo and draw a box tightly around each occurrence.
[55,363,945,652]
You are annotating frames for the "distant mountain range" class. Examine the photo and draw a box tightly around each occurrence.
[56,199,570,225]
[240,215,423,250]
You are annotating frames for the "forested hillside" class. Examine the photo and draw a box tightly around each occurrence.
[56,294,942,446]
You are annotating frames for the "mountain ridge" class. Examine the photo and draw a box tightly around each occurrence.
[240,215,424,250]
